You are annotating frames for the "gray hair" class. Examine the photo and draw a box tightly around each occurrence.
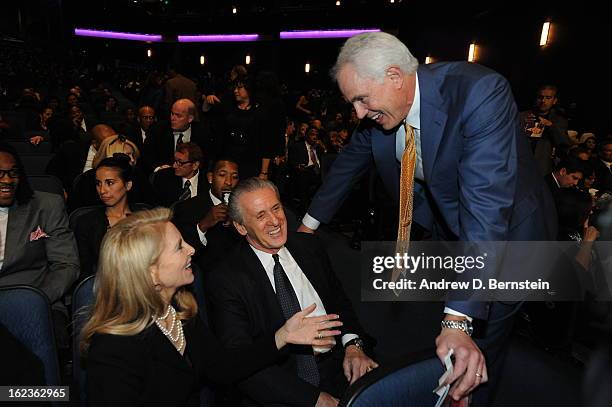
[331,32,419,83]
[228,177,280,224]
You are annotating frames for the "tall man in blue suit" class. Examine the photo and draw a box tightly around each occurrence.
[298,32,557,404]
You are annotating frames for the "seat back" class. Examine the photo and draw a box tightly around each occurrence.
[341,352,443,407]
[28,175,64,196]
[0,285,61,386]
[8,140,53,155]
[20,154,53,175]
[69,205,104,230]
[71,275,96,407]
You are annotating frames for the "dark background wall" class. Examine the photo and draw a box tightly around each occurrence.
[1,2,607,134]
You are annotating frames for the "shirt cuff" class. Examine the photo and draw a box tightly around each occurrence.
[301,213,320,230]
[196,225,208,246]
[341,333,359,347]
[443,307,473,322]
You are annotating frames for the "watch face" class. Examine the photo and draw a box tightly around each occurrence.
[464,321,474,336]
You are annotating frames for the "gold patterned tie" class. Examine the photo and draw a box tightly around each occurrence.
[397,123,416,242]
[393,123,416,286]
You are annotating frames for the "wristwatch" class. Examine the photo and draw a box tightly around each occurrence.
[441,319,474,337]
[344,338,365,351]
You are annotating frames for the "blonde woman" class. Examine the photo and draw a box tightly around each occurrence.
[82,208,341,407]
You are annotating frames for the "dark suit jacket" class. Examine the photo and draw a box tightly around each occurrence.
[519,109,569,176]
[307,62,558,319]
[593,159,612,193]
[143,121,216,172]
[0,192,79,306]
[152,168,208,208]
[86,316,284,407]
[45,140,91,192]
[207,233,367,407]
[544,173,562,205]
[172,191,241,270]
[288,141,325,170]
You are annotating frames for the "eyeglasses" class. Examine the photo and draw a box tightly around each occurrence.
[0,168,19,178]
[173,159,195,166]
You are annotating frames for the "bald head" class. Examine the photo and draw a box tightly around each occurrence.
[170,99,196,131]
[138,105,156,131]
[91,124,116,149]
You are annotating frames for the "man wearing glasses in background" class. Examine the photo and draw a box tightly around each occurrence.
[152,142,208,207]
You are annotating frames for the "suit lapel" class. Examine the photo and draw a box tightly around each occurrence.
[284,237,330,307]
[371,127,401,202]
[417,65,448,182]
[3,203,30,271]
[239,242,285,330]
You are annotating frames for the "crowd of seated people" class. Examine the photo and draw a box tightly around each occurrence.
[1,43,611,406]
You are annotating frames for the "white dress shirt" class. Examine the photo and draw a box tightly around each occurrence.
[82,144,96,173]
[173,125,192,150]
[141,128,147,143]
[196,189,222,246]
[251,245,358,353]
[305,141,319,167]
[182,171,199,199]
[0,207,10,270]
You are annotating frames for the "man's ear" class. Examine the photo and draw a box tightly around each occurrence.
[126,180,133,192]
[233,221,248,236]
[559,168,567,176]
[385,66,404,89]
[207,171,213,184]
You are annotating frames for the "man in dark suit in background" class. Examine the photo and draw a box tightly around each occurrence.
[207,178,377,407]
[152,142,207,207]
[144,98,215,172]
[123,105,156,152]
[545,157,585,204]
[594,139,612,193]
[297,32,557,404]
[289,125,326,217]
[173,158,241,270]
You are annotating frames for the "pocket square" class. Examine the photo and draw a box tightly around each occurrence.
[29,226,49,242]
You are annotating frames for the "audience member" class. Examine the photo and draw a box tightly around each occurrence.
[74,156,146,277]
[173,158,241,270]
[208,179,377,407]
[593,139,612,193]
[0,142,79,347]
[152,142,207,207]
[521,85,570,175]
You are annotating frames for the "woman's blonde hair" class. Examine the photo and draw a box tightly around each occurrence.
[92,135,140,168]
[80,207,197,353]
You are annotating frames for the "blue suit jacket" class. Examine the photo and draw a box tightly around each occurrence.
[308,62,557,319]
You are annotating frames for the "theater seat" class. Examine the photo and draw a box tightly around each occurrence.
[0,285,61,387]
[72,275,96,407]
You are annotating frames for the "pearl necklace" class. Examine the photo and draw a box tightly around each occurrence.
[155,305,185,352]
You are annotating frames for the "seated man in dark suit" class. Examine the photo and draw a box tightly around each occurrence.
[594,139,612,193]
[144,98,215,172]
[120,105,156,153]
[545,157,585,204]
[152,142,207,207]
[288,126,326,217]
[173,158,241,270]
[0,143,80,347]
[207,178,378,407]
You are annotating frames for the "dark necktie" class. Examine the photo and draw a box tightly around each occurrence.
[176,133,184,148]
[308,145,320,174]
[272,254,320,386]
[179,180,191,201]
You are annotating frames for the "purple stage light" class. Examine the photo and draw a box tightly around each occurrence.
[74,28,162,42]
[178,34,261,43]
[279,29,381,39]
